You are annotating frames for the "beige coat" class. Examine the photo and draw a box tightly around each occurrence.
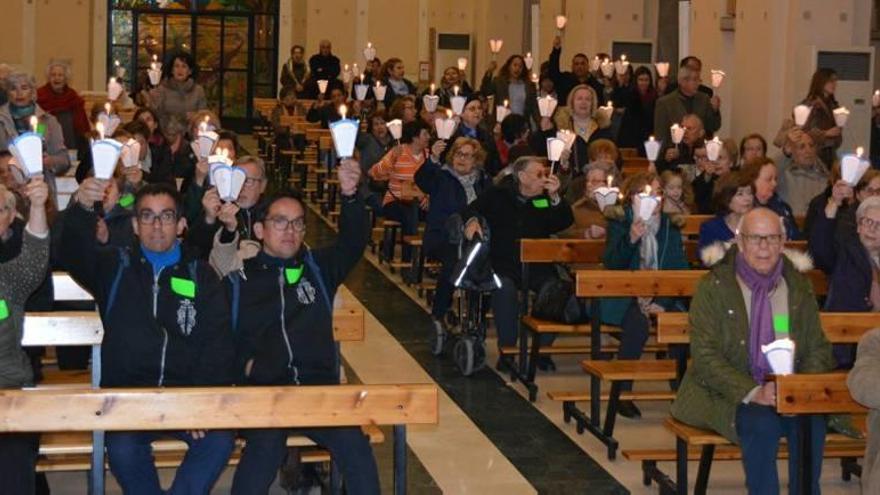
[847,328,880,494]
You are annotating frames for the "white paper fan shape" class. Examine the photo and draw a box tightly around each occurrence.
[546,137,565,162]
[670,124,685,145]
[363,44,376,62]
[450,96,467,116]
[121,139,141,168]
[422,94,439,112]
[793,104,812,127]
[600,61,614,78]
[833,107,850,127]
[98,112,122,138]
[434,117,457,140]
[761,338,795,375]
[342,68,352,85]
[537,95,558,118]
[196,131,219,159]
[614,60,629,76]
[9,133,43,176]
[634,193,660,222]
[644,138,661,162]
[148,68,162,86]
[91,139,123,180]
[705,138,722,162]
[556,129,576,151]
[386,119,403,140]
[317,80,329,94]
[329,119,359,158]
[107,78,124,101]
[373,84,387,101]
[351,84,367,101]
[524,53,534,71]
[589,57,601,72]
[496,105,510,122]
[593,186,619,211]
[555,15,567,29]
[655,62,670,78]
[710,70,725,88]
[841,153,870,186]
[212,165,248,202]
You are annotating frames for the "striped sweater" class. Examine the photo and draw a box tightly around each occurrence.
[368,145,426,205]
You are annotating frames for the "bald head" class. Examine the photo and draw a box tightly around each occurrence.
[736,208,785,274]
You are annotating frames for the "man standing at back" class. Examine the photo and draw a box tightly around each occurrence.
[63,180,236,495]
[654,64,721,146]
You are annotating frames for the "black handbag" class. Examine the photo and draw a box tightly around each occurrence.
[530,265,586,324]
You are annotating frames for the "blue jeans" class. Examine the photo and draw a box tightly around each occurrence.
[735,404,825,495]
[106,430,235,495]
[231,427,380,495]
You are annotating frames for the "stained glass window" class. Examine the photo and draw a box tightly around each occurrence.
[108,0,279,128]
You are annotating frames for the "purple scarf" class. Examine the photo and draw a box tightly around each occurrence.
[735,253,784,383]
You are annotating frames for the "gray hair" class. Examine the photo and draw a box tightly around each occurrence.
[5,72,36,100]
[45,59,72,81]
[162,114,188,138]
[677,65,699,84]
[857,196,880,220]
[511,155,543,182]
[0,184,16,212]
[235,155,266,179]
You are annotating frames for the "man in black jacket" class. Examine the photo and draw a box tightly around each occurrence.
[463,156,574,364]
[228,160,379,495]
[62,181,236,495]
[548,36,606,106]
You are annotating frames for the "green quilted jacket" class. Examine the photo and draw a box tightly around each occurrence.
[669,246,832,442]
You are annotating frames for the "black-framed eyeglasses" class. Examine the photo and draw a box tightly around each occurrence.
[137,209,178,226]
[266,216,306,232]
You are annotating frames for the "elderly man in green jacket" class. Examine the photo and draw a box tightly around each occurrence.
[670,207,832,494]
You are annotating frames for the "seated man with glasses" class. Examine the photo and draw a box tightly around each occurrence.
[188,155,268,260]
[671,207,832,494]
[61,180,237,494]
[215,160,380,494]
[811,193,880,367]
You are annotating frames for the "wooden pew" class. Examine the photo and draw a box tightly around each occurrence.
[0,384,439,495]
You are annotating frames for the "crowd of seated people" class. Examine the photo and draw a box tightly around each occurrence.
[3,33,880,494]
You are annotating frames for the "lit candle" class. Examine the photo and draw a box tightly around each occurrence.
[607,175,613,188]
[645,185,652,195]
[30,116,38,133]
[430,83,435,95]
[344,64,349,71]
[446,109,453,119]
[96,122,105,141]
[531,72,539,91]
[376,81,380,88]
[339,104,348,120]
[104,102,112,115]
[453,85,459,97]
[199,121,208,134]
[114,60,120,68]
[504,99,509,108]
[857,146,865,157]
[367,42,372,49]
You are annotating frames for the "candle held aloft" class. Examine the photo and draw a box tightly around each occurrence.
[30,116,38,133]
[858,146,865,157]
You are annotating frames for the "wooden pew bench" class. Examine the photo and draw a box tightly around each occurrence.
[0,384,439,495]
[624,374,866,494]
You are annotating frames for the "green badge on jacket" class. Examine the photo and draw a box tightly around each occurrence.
[285,266,304,285]
[37,123,47,137]
[532,198,550,209]
[0,300,8,321]
[773,314,790,334]
[118,193,135,208]
[170,277,196,299]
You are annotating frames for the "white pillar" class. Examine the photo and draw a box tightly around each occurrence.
[530,2,540,64]
[22,0,36,75]
[678,0,690,59]
[278,0,292,90]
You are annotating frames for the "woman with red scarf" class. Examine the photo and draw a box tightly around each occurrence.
[36,60,89,150]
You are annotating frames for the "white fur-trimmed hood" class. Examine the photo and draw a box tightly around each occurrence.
[699,241,813,272]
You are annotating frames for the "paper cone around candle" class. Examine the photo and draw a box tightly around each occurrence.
[524,54,534,71]
[434,117,457,140]
[710,70,725,88]
[91,139,123,180]
[342,70,352,85]
[450,96,467,116]
[9,133,43,177]
[614,61,628,75]
[196,131,219,158]
[329,118,359,158]
[496,105,510,122]
[841,154,870,186]
[537,95,558,118]
[211,165,247,202]
[557,129,576,151]
[422,94,439,112]
[373,85,387,101]
[107,79,124,101]
[386,119,403,140]
[98,112,121,138]
[317,80,329,94]
[634,194,659,222]
[600,62,614,78]
[705,139,722,162]
[354,84,368,101]
[670,125,685,145]
[593,187,619,211]
[116,66,126,79]
[555,15,567,29]
[457,57,468,71]
[793,104,812,127]
[121,139,141,168]
[546,138,565,162]
[147,68,162,86]
[363,46,376,62]
[761,338,795,376]
[655,62,669,78]
[644,139,661,162]
[833,107,850,127]
[590,58,601,72]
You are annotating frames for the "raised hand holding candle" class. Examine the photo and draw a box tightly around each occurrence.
[655,62,670,78]
[833,106,850,127]
[600,59,614,79]
[107,77,123,101]
[614,55,629,76]
[329,107,360,159]
[317,79,329,95]
[489,39,504,56]
[555,14,567,30]
[710,70,725,88]
[670,124,685,144]
[373,82,387,101]
[363,42,376,62]
[457,58,468,71]
[793,104,812,127]
[705,137,723,161]
[644,135,661,162]
[841,147,870,185]
[496,101,510,122]
[537,95,558,118]
[434,110,457,140]
[635,185,659,222]
[524,52,534,70]
[531,72,540,92]
[30,116,38,134]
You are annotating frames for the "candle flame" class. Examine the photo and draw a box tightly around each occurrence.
[430,83,435,95]
[344,64,349,71]
[607,175,613,187]
[645,185,652,195]
[621,54,627,62]
[367,42,372,48]
[104,103,112,115]
[504,99,509,107]
[152,54,158,62]
[857,146,865,157]
[339,104,348,120]
[453,85,459,96]
[649,135,655,141]
[96,122,105,140]
[446,109,453,119]
[30,116,38,133]
[114,60,120,67]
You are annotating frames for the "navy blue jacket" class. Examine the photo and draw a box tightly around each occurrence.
[758,193,801,240]
[62,204,236,388]
[414,158,489,252]
[809,212,873,312]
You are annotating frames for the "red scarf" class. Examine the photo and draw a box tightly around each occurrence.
[36,84,90,135]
